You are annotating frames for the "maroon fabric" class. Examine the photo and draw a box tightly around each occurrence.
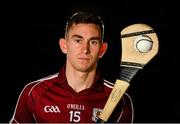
[10,66,133,123]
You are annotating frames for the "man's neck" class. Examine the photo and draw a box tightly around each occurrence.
[65,65,96,93]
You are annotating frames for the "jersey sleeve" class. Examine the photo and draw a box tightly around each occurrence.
[108,93,134,123]
[9,83,36,123]
[117,93,134,123]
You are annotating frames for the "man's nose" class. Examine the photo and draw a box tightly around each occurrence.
[82,42,90,54]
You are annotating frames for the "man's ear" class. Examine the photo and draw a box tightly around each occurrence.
[98,42,108,58]
[59,38,67,54]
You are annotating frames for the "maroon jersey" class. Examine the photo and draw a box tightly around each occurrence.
[10,66,134,123]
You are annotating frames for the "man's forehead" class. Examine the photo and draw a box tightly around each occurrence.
[66,23,102,40]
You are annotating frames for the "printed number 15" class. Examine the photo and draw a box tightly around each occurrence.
[69,111,81,122]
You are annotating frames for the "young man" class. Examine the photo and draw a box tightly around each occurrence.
[10,12,134,123]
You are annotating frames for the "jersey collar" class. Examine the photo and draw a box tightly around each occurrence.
[56,65,104,94]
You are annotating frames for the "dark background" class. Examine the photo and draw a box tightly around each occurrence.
[2,0,180,122]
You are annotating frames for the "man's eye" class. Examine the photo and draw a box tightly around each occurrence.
[74,39,81,43]
[91,40,98,45]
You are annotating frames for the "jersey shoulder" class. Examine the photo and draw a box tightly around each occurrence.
[103,79,133,103]
[103,79,114,88]
[103,79,134,123]
[22,73,59,97]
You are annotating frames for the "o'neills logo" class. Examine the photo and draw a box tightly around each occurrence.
[44,105,61,113]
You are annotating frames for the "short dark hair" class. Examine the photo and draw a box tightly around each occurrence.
[65,11,104,40]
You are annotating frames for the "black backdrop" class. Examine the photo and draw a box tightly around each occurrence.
[2,0,180,122]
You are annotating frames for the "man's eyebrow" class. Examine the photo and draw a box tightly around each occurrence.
[89,37,101,41]
[72,35,101,41]
[72,34,83,39]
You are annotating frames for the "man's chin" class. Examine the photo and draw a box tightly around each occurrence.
[76,66,94,72]
[77,68,91,72]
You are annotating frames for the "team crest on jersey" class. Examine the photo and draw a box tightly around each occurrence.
[92,108,102,122]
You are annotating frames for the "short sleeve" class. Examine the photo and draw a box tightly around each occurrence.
[9,83,36,123]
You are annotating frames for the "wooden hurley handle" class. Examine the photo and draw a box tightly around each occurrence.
[98,80,130,122]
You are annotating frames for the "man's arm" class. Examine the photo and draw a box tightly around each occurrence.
[10,83,36,123]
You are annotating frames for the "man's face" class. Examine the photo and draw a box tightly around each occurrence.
[62,23,107,72]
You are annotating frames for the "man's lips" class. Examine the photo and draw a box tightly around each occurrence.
[78,57,90,60]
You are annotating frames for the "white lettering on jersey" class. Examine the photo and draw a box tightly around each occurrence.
[67,104,85,111]
[44,105,61,113]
